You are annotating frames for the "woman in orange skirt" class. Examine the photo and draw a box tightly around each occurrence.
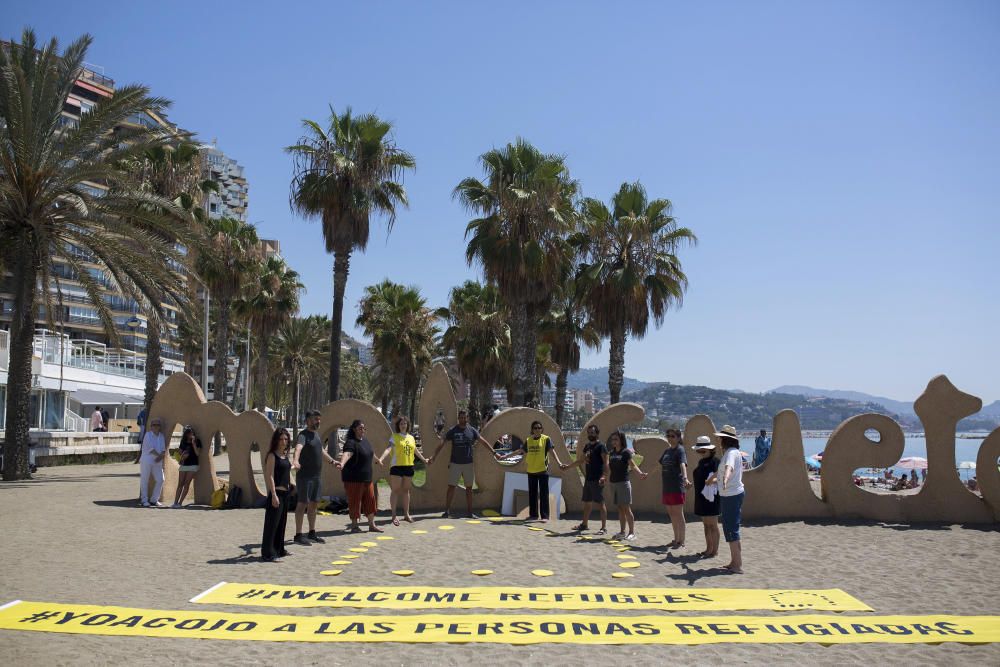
[335,419,382,533]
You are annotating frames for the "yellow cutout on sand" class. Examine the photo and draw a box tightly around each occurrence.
[471,569,493,576]
[482,509,500,517]
[620,561,641,569]
[392,570,415,577]
[531,569,554,577]
[617,555,637,560]
[465,520,482,524]
[527,527,545,532]
[330,560,351,565]
[612,572,634,579]
[341,555,360,559]
[376,535,394,540]
[360,541,377,547]
[438,525,455,531]
[350,548,368,553]
[487,517,505,522]
[412,530,428,534]
[320,570,342,576]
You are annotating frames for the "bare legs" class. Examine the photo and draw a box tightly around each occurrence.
[444,483,473,516]
[579,501,607,531]
[701,516,720,556]
[666,503,686,546]
[173,471,195,506]
[295,501,318,533]
[390,476,413,525]
[617,504,635,537]
[725,539,743,573]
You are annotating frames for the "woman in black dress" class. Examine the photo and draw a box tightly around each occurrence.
[691,436,721,559]
[336,419,382,533]
[261,428,292,562]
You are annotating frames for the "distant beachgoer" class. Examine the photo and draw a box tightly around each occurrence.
[608,430,648,541]
[430,409,496,519]
[921,468,927,483]
[136,408,147,436]
[292,410,336,545]
[501,421,567,523]
[660,428,692,548]
[716,424,745,574]
[691,436,720,558]
[171,427,202,507]
[894,473,909,491]
[561,424,609,535]
[376,415,430,526]
[336,419,381,533]
[261,428,292,562]
[101,407,111,431]
[752,429,771,467]
[90,406,104,432]
[139,418,166,507]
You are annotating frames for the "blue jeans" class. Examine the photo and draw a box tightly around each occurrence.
[720,492,744,542]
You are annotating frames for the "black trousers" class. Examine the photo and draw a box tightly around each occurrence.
[261,489,289,558]
[528,472,549,519]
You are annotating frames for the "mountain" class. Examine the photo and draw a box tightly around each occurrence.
[772,385,916,417]
[564,368,650,395]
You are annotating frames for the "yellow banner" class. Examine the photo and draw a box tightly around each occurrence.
[2,601,998,645]
[191,583,872,612]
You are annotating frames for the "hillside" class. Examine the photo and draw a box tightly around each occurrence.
[564,368,650,394]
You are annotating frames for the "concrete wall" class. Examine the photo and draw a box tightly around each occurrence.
[148,368,999,524]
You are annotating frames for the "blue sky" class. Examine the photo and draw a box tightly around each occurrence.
[9,1,998,404]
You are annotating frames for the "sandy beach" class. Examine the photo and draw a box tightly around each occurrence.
[1,455,998,665]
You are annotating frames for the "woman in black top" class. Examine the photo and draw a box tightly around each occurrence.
[691,436,721,558]
[336,419,382,533]
[261,428,292,562]
[171,427,202,508]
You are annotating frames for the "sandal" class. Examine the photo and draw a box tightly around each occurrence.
[595,528,607,535]
[349,525,363,533]
[392,517,400,526]
[571,523,588,531]
[368,525,384,533]
[403,517,414,523]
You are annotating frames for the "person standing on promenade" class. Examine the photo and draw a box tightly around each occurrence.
[691,436,721,558]
[500,420,568,522]
[90,406,104,432]
[292,410,337,545]
[561,424,610,534]
[171,427,202,507]
[717,424,745,573]
[431,409,496,518]
[608,430,648,540]
[376,415,430,525]
[752,428,771,467]
[139,418,166,507]
[336,419,382,533]
[660,428,692,547]
[261,428,292,562]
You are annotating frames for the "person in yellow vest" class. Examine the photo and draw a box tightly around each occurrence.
[376,415,430,526]
[500,420,568,522]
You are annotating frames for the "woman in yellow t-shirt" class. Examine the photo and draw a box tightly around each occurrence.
[377,415,430,526]
[499,420,567,522]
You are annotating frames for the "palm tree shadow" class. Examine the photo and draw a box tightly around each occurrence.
[207,543,260,565]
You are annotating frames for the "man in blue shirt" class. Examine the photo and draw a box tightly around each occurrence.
[752,429,772,467]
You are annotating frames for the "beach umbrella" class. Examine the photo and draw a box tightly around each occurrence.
[896,456,928,470]
[806,454,822,468]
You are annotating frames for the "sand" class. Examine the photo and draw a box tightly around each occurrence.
[0,455,998,666]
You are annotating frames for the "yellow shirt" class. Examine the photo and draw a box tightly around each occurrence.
[389,433,416,467]
[525,435,552,474]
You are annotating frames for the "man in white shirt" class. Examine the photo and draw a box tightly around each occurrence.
[90,406,105,432]
[140,418,167,507]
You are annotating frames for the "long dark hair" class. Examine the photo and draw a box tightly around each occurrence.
[608,430,627,451]
[720,436,739,449]
[268,428,290,457]
[181,427,202,449]
[348,419,365,441]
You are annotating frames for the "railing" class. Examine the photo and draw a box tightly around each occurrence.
[0,329,8,370]
[65,409,89,432]
[79,67,114,88]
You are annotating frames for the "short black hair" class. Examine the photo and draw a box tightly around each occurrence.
[305,410,321,418]
[458,409,468,416]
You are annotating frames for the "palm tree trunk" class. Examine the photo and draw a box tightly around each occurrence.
[329,249,351,402]
[144,312,163,421]
[253,334,269,412]
[468,380,480,428]
[608,324,627,404]
[509,302,529,407]
[213,297,231,406]
[523,303,540,407]
[555,365,569,428]
[233,337,245,410]
[292,369,301,441]
[2,256,40,480]
[479,384,493,421]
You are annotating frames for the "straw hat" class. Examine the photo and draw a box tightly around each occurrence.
[692,436,715,451]
[714,424,739,441]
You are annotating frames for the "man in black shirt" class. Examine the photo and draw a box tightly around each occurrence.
[431,409,496,518]
[292,410,337,545]
[561,424,610,534]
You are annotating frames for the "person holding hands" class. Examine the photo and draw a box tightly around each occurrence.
[561,423,609,534]
[500,420,567,522]
[430,409,496,518]
[376,415,430,526]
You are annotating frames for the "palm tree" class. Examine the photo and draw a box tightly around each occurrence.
[196,217,261,408]
[540,278,600,427]
[235,255,303,411]
[287,107,415,402]
[436,280,510,426]
[577,181,697,403]
[0,30,197,479]
[455,138,577,407]
[356,280,438,417]
[274,316,326,439]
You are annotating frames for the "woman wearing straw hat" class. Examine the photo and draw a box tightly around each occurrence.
[691,436,721,558]
[715,425,745,573]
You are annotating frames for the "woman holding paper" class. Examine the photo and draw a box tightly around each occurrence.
[691,436,720,558]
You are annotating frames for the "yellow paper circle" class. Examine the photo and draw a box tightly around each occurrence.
[320,569,342,576]
[376,536,394,540]
[612,572,634,579]
[619,561,641,569]
[527,527,545,532]
[360,541,377,547]
[411,530,428,534]
[341,555,360,559]
[465,520,482,524]
[482,509,500,517]
[471,569,494,576]
[349,547,368,553]
[617,555,637,560]
[531,569,554,577]
[330,560,351,565]
[392,570,415,577]
[438,525,455,531]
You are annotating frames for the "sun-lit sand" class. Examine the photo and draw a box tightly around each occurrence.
[1,455,998,665]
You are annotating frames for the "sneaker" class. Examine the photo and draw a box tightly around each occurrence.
[261,556,282,563]
[624,533,636,541]
[293,533,310,546]
[141,501,150,508]
[278,550,290,557]
[465,512,479,519]
[308,531,325,543]
[441,511,451,519]
[612,532,626,540]
[171,502,181,509]
[153,502,165,508]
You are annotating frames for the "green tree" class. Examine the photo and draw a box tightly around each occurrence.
[0,30,197,479]
[273,316,326,439]
[287,107,415,402]
[577,181,696,403]
[540,278,600,427]
[455,138,577,407]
